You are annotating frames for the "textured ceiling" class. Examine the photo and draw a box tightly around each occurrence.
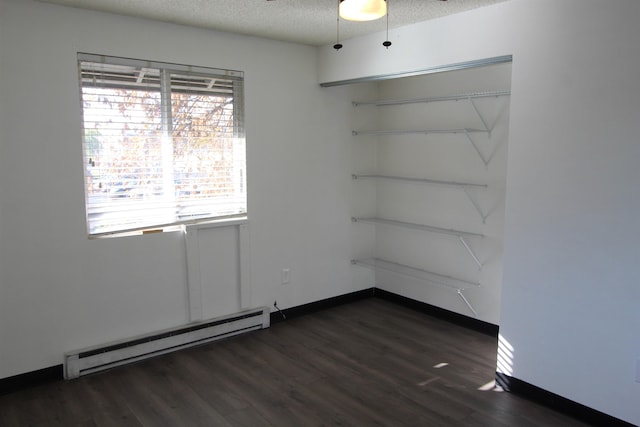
[38,0,510,46]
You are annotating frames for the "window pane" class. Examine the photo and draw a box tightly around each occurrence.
[79,55,246,236]
[171,90,246,221]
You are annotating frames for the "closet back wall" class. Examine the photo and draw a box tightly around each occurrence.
[351,64,511,325]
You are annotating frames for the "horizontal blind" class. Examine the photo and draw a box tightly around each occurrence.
[78,54,245,236]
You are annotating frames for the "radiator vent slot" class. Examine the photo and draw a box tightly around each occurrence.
[64,307,270,379]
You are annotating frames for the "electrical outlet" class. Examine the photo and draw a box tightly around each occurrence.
[635,359,640,383]
[281,268,291,284]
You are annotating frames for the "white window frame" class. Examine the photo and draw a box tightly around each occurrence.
[78,53,246,237]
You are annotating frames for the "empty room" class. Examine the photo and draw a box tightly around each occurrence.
[1,0,639,425]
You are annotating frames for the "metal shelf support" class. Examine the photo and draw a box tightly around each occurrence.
[352,128,491,167]
[352,174,486,188]
[352,217,484,269]
[352,128,487,137]
[457,289,479,318]
[468,97,491,133]
[463,129,489,168]
[352,174,489,223]
[458,236,483,270]
[461,185,488,224]
[351,257,479,317]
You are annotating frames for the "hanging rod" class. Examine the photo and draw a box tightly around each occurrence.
[352,128,487,136]
[351,257,479,317]
[352,217,484,269]
[352,90,511,107]
[352,174,486,189]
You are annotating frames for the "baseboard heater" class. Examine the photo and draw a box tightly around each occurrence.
[64,306,270,379]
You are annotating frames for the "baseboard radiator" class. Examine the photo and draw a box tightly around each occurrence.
[64,306,270,379]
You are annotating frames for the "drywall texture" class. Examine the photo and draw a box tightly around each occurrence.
[320,0,640,424]
[0,0,364,379]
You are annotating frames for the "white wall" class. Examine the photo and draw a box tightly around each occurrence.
[320,0,640,424]
[0,0,364,379]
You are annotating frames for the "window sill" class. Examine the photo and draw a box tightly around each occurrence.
[88,216,249,239]
[183,216,249,231]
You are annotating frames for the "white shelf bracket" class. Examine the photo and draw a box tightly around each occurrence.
[458,236,483,270]
[464,130,489,168]
[353,216,484,269]
[351,258,480,317]
[468,97,491,135]
[462,185,488,224]
[457,289,478,318]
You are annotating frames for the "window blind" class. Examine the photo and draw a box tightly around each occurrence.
[78,54,245,236]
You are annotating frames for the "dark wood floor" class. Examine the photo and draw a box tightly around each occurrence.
[0,298,589,426]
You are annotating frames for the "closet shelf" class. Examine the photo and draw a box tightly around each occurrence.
[351,174,485,188]
[352,90,511,166]
[352,217,484,269]
[352,128,487,137]
[352,90,511,107]
[351,257,479,317]
[352,257,479,289]
[352,217,482,238]
[351,174,489,223]
[352,128,492,167]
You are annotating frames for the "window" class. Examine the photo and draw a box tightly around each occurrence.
[78,53,245,236]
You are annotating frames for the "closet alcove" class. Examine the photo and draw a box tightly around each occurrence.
[348,61,512,325]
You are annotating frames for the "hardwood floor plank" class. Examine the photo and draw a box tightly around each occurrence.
[167,350,252,416]
[0,298,591,426]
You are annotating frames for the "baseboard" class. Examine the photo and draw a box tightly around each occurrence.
[495,373,636,427]
[270,288,375,324]
[0,365,63,396]
[373,288,499,337]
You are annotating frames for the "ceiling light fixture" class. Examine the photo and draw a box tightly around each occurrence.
[339,0,387,22]
[334,0,391,51]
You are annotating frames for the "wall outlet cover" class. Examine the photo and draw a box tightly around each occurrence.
[281,268,291,284]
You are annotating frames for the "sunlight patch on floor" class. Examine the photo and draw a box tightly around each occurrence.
[477,379,504,392]
[417,377,440,386]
